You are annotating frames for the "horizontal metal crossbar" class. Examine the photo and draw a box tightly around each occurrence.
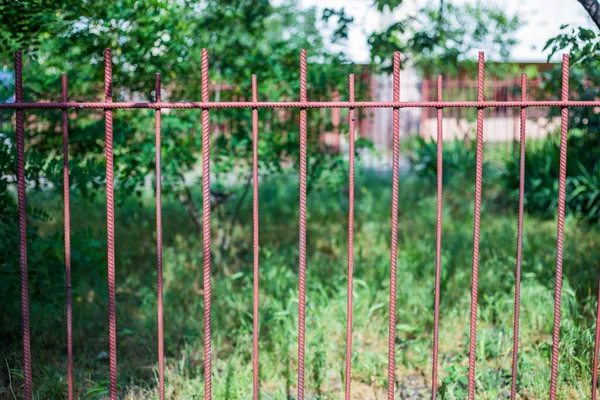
[2,100,600,109]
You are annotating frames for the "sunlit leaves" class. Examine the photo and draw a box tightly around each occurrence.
[369,2,520,75]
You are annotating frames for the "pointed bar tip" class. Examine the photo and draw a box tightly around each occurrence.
[562,53,569,69]
[300,49,307,102]
[478,51,485,70]
[62,74,68,99]
[201,48,209,66]
[155,73,161,103]
[251,74,257,102]
[393,51,401,67]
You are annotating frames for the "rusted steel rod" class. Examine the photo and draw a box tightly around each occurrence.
[510,74,527,400]
[467,51,485,400]
[15,50,33,400]
[592,263,600,400]
[431,74,443,400]
[549,53,570,400]
[155,72,165,400]
[201,48,213,400]
[344,73,356,400]
[104,48,118,400]
[386,51,401,400]
[62,73,74,400]
[297,48,308,400]
[251,74,260,400]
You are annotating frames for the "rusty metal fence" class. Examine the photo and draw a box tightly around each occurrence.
[4,48,600,400]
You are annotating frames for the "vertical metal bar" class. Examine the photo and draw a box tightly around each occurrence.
[201,48,213,400]
[431,74,443,400]
[104,48,118,400]
[15,50,33,400]
[592,263,600,400]
[297,48,308,400]
[155,73,165,400]
[549,54,570,400]
[344,73,355,400]
[251,74,260,400]
[62,74,74,400]
[510,74,527,400]
[387,51,401,400]
[467,51,485,400]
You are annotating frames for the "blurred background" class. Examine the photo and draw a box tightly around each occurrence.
[1,0,600,398]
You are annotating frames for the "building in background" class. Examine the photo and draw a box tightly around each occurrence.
[298,0,594,168]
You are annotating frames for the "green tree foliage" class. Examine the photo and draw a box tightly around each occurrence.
[0,0,368,245]
[368,0,520,75]
[544,25,600,166]
[0,0,370,340]
[409,136,491,186]
[499,25,600,222]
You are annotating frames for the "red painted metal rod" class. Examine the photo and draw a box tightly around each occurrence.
[431,74,443,400]
[592,263,600,400]
[297,48,308,400]
[251,74,260,400]
[62,74,74,400]
[201,48,213,400]
[467,51,485,400]
[3,100,599,109]
[387,51,401,400]
[344,73,356,400]
[104,48,118,400]
[15,50,33,400]
[510,74,527,400]
[155,72,165,400]
[549,53,570,400]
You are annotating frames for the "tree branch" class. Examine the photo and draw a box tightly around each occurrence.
[173,170,203,233]
[219,172,253,254]
[578,0,600,30]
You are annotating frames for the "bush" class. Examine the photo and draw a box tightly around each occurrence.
[569,162,600,222]
[409,136,490,186]
[501,129,600,222]
[501,135,562,217]
[0,191,107,341]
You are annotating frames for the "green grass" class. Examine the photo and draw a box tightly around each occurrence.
[2,170,600,399]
